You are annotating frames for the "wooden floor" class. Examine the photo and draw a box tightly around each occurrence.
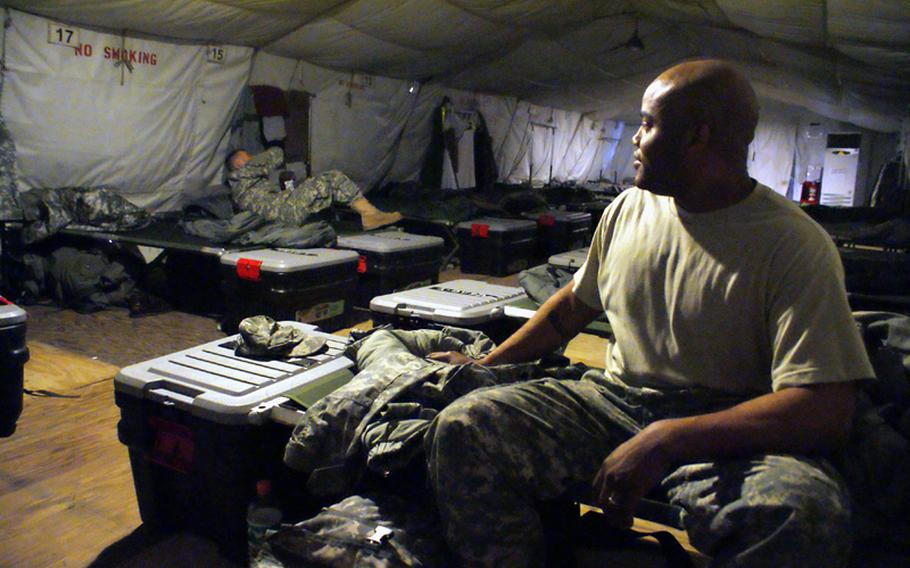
[0,267,702,567]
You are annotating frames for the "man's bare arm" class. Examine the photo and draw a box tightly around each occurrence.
[481,283,601,365]
[428,282,601,366]
[593,381,857,526]
[656,381,855,460]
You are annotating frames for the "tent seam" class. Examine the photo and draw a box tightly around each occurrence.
[439,0,533,36]
[259,0,359,51]
[201,0,345,18]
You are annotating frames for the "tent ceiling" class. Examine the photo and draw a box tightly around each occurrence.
[4,1,909,129]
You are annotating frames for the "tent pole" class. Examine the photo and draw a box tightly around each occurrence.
[548,125,555,186]
[528,124,534,189]
[528,107,534,189]
[306,92,313,178]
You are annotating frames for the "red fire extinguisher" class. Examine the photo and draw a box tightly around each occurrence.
[800,180,820,205]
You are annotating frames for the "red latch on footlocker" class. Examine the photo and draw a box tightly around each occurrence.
[471,223,489,238]
[236,258,263,281]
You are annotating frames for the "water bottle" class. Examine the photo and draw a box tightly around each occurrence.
[247,479,283,565]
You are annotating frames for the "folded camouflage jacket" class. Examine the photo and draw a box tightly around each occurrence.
[284,327,556,497]
[17,186,151,244]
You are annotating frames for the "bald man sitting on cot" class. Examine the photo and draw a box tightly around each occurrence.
[425,59,873,567]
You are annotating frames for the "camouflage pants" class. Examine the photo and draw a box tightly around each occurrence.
[237,170,363,226]
[425,370,851,567]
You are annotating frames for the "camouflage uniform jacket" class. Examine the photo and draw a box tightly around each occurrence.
[284,327,557,497]
[228,146,362,226]
[229,146,285,214]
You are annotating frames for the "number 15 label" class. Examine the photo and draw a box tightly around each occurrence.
[207,46,225,64]
[47,22,79,47]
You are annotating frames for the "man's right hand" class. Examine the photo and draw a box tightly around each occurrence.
[426,351,480,366]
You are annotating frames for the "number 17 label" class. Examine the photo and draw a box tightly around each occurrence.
[47,22,79,48]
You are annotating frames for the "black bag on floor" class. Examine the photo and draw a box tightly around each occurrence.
[254,492,451,568]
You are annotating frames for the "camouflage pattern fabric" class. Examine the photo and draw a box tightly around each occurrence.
[284,327,557,498]
[17,186,150,244]
[254,493,450,568]
[837,311,910,554]
[180,210,337,249]
[425,369,852,568]
[230,147,363,226]
[234,315,327,359]
[238,219,336,249]
[517,263,574,305]
[0,112,20,220]
[18,246,136,313]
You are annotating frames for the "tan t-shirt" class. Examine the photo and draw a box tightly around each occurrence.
[573,183,874,396]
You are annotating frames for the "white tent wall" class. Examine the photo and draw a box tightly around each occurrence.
[744,58,905,201]
[526,104,555,184]
[383,81,444,186]
[748,103,799,198]
[435,92,614,186]
[182,47,255,205]
[478,94,533,184]
[793,112,899,207]
[558,116,612,182]
[248,54,612,194]
[548,110,613,183]
[553,24,908,139]
[0,9,253,212]
[249,51,422,195]
[607,126,639,187]
[758,104,900,206]
[598,98,900,203]
[596,121,628,183]
[431,89,536,185]
[250,56,612,193]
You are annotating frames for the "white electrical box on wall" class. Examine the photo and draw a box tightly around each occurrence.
[820,133,862,207]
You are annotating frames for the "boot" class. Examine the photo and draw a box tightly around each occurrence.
[350,197,402,231]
